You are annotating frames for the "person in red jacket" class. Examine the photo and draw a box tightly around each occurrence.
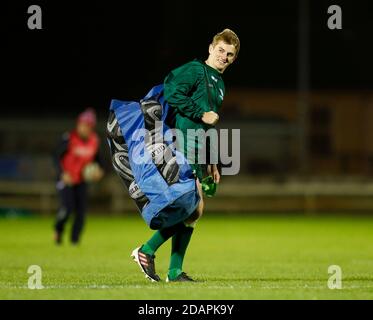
[54,108,104,245]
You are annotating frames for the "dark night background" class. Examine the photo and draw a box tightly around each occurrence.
[2,0,373,117]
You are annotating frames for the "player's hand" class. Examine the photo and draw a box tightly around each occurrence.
[207,164,220,184]
[61,172,73,186]
[202,111,219,125]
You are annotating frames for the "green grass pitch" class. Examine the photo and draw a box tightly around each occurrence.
[1,214,373,299]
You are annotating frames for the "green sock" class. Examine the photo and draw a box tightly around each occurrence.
[168,224,194,280]
[141,223,183,256]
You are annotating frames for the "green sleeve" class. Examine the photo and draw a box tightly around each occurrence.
[164,63,205,121]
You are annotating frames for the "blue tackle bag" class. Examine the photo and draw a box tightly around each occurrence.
[106,85,200,229]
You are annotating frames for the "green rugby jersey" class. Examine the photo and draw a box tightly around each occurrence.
[164,59,225,179]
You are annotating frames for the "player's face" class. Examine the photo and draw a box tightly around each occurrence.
[77,122,93,139]
[208,41,237,73]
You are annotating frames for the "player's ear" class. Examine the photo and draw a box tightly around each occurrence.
[209,44,214,54]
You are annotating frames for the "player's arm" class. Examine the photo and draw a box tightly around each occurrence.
[53,132,73,185]
[206,131,220,183]
[164,64,205,121]
[207,164,220,183]
[53,133,69,178]
[164,64,218,125]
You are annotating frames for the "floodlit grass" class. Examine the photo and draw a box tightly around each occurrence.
[1,214,373,299]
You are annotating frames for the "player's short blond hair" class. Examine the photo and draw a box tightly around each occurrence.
[212,29,240,57]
